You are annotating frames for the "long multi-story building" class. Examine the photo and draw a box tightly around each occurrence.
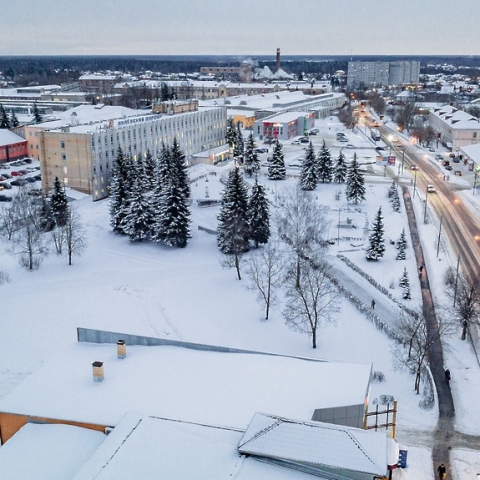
[347,60,420,87]
[23,104,226,201]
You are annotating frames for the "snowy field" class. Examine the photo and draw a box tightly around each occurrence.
[0,115,480,479]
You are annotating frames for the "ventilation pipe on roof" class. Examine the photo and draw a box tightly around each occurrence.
[92,361,104,382]
[117,340,126,359]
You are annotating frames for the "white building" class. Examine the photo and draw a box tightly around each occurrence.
[347,61,420,87]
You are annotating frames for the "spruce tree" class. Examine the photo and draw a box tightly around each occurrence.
[32,103,42,124]
[244,133,260,178]
[38,195,55,232]
[300,141,318,191]
[396,228,408,260]
[143,150,156,191]
[123,170,153,242]
[388,180,397,199]
[217,167,250,254]
[345,153,366,204]
[233,123,244,159]
[50,177,69,227]
[317,140,333,183]
[391,188,401,212]
[226,117,237,149]
[109,148,130,234]
[0,104,10,129]
[399,267,411,299]
[10,111,19,128]
[366,206,385,261]
[334,150,347,183]
[155,177,191,248]
[170,137,190,200]
[248,178,270,248]
[268,141,286,180]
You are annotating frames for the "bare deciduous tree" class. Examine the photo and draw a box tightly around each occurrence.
[283,258,340,349]
[276,186,329,289]
[245,243,284,320]
[64,206,87,266]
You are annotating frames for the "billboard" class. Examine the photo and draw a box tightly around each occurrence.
[376,155,396,166]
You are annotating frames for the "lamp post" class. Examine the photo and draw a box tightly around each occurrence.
[436,214,443,257]
[413,168,417,198]
[423,192,428,224]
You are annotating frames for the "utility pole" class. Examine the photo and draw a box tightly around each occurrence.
[453,254,461,307]
[413,169,417,198]
[436,214,443,257]
[423,193,428,224]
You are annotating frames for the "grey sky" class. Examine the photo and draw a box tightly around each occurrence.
[1,0,479,56]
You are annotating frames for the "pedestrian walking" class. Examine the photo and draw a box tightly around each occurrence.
[419,265,424,274]
[371,299,375,309]
[437,463,446,479]
[445,369,451,385]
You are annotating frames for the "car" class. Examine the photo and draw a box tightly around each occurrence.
[26,167,36,173]
[28,188,43,196]
[449,153,456,158]
[375,146,385,151]
[0,176,6,182]
[25,177,36,183]
[452,157,460,163]
[429,147,435,152]
[454,170,462,176]
[10,171,20,177]
[346,144,355,149]
[338,137,348,142]
[1,163,10,169]
[0,182,12,189]
[10,161,21,167]
[34,174,42,181]
[445,165,453,171]
[336,133,346,139]
[34,166,41,171]
[299,137,310,144]
[0,194,13,202]
[10,179,27,187]
[2,173,12,179]
[410,165,418,170]
[23,158,33,164]
[371,121,381,127]
[310,129,319,134]
[427,185,436,193]
[18,170,28,175]
[291,139,300,145]
[435,154,443,161]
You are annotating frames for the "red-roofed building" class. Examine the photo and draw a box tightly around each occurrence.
[0,130,28,164]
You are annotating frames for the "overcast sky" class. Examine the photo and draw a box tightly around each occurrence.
[2,0,479,56]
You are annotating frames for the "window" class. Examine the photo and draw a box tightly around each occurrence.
[63,166,67,175]
[62,153,66,161]
[61,141,65,149]
[474,132,478,138]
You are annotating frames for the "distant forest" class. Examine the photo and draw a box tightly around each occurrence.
[0,55,479,87]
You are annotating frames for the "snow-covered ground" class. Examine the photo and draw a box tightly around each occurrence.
[1,115,480,478]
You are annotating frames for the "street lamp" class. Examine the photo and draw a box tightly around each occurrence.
[413,168,417,198]
[423,192,428,224]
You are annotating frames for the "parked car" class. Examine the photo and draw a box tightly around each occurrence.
[427,185,436,193]
[435,154,443,161]
[1,163,10,169]
[18,170,28,175]
[452,157,460,163]
[26,167,36,173]
[0,182,12,189]
[10,171,20,176]
[0,194,13,202]
[310,128,319,134]
[454,170,462,176]
[33,174,42,181]
[336,133,346,139]
[429,147,435,152]
[291,139,300,145]
[0,176,6,182]
[2,173,12,179]
[28,188,43,196]
[10,161,21,166]
[346,144,355,149]
[338,137,348,142]
[445,165,453,171]
[375,146,384,151]
[299,137,310,143]
[11,179,27,186]
[25,177,37,183]
[23,158,33,164]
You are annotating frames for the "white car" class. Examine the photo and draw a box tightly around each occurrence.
[346,144,355,149]
[427,185,436,193]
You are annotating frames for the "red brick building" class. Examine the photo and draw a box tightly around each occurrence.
[0,130,28,164]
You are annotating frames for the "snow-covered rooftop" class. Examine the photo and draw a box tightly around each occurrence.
[460,142,480,162]
[431,104,480,130]
[0,340,372,429]
[0,129,27,147]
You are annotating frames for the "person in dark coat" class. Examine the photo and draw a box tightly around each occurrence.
[437,463,446,479]
[371,299,375,309]
[445,369,451,384]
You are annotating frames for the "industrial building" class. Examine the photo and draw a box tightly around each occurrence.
[347,60,420,87]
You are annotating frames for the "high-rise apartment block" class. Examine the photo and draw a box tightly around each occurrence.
[347,60,420,88]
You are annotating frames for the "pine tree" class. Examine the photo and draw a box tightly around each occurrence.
[32,103,42,124]
[233,123,244,159]
[399,267,411,299]
[109,148,130,234]
[317,140,333,183]
[268,141,286,180]
[170,137,190,200]
[226,117,237,149]
[391,188,401,212]
[388,180,397,199]
[10,111,19,128]
[244,133,260,177]
[300,141,318,191]
[366,206,385,261]
[345,153,366,204]
[122,169,153,242]
[217,167,250,254]
[396,228,408,260]
[50,177,69,227]
[334,150,347,183]
[0,104,10,129]
[248,178,270,248]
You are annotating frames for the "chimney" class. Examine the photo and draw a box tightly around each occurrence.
[92,361,104,382]
[276,48,281,72]
[117,340,126,359]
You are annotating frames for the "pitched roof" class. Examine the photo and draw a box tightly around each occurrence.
[238,412,387,477]
[0,129,26,147]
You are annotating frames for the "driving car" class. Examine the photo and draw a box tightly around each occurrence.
[346,144,355,149]
[435,154,443,161]
[445,165,453,171]
[452,157,460,163]
[427,185,436,193]
[375,146,384,151]
[410,165,418,170]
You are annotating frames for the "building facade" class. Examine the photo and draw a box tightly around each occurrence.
[254,111,316,141]
[28,105,226,201]
[0,130,28,164]
[347,60,420,87]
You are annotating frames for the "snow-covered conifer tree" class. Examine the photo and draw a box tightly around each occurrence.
[248,178,270,248]
[233,123,244,159]
[396,228,408,260]
[268,141,286,180]
[399,267,411,299]
[226,117,237,149]
[345,153,366,204]
[300,141,318,191]
[366,206,385,261]
[0,104,10,129]
[317,140,333,183]
[334,150,347,183]
[170,137,190,199]
[244,133,260,178]
[109,148,130,234]
[50,176,69,227]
